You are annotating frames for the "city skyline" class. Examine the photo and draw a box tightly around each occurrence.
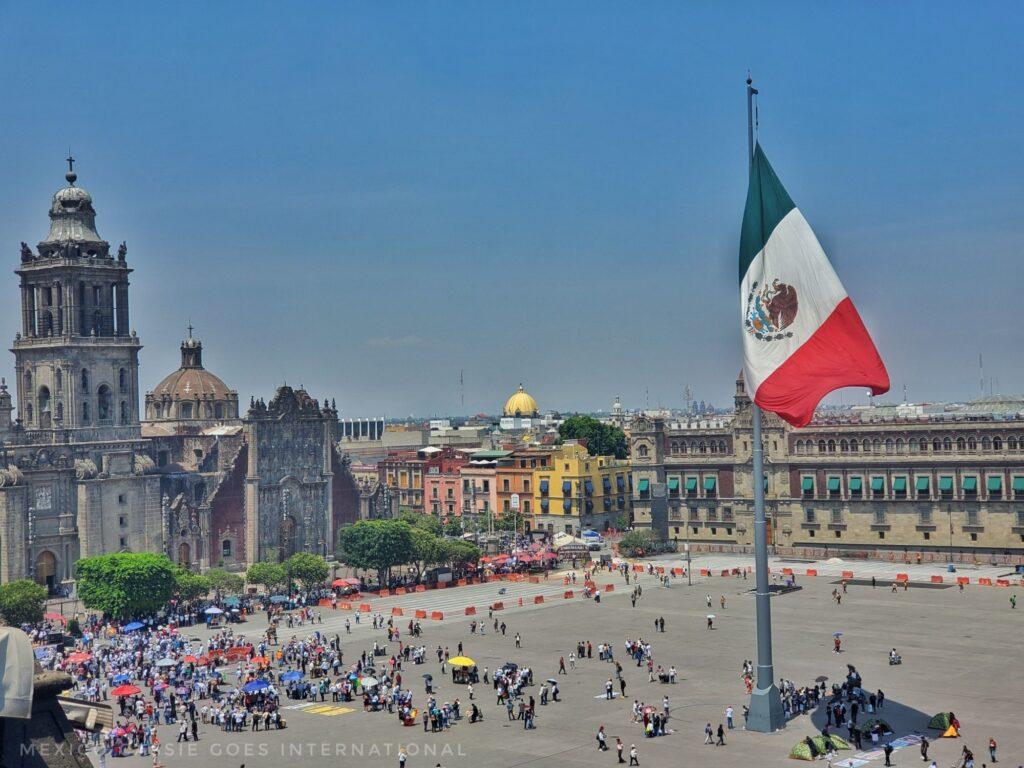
[1,3,1021,417]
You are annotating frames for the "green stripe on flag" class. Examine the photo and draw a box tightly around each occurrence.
[739,144,797,284]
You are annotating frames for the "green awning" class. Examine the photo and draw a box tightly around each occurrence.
[987,476,1002,492]
[849,477,862,492]
[938,476,953,492]
[685,477,697,491]
[667,478,680,492]
[801,476,814,492]
[827,477,841,492]
[915,476,930,492]
[1013,476,1024,492]
[892,477,907,492]
[962,476,977,492]
[703,476,717,491]
[637,479,649,493]
[870,477,885,492]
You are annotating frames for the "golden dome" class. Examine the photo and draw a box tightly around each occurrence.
[503,384,538,417]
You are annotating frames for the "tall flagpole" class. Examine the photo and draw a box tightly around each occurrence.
[745,75,786,733]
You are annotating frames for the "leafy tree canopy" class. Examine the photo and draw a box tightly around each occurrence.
[205,568,244,595]
[173,569,211,604]
[618,529,657,556]
[558,415,628,459]
[76,553,178,619]
[0,579,47,626]
[246,561,288,592]
[283,552,330,589]
[398,511,442,536]
[337,519,414,583]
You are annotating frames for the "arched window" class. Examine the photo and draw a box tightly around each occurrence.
[222,539,232,558]
[850,440,858,453]
[81,369,89,393]
[120,401,128,423]
[97,385,112,422]
[26,403,33,424]
[993,436,1002,451]
[943,437,952,451]
[55,369,62,392]
[919,438,928,452]
[982,436,991,451]
[24,370,32,392]
[967,437,977,451]
[1009,437,1018,451]
[119,368,127,393]
[795,440,804,454]
[698,442,707,454]
[885,439,894,453]
[38,386,51,428]
[679,442,686,454]
[862,439,871,452]
[827,439,836,453]
[637,445,649,458]
[670,442,677,455]
[710,442,718,454]
[818,439,826,453]
[840,439,849,452]
[81,402,90,425]
[154,403,163,419]
[895,438,904,453]
[872,439,881,452]
[933,438,941,452]
[719,441,727,453]
[56,402,63,421]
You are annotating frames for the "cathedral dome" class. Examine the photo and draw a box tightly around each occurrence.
[503,384,539,417]
[42,161,103,245]
[145,332,240,423]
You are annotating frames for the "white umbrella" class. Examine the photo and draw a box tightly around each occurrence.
[706,614,716,619]
[156,658,177,667]
[204,607,224,615]
[360,676,379,688]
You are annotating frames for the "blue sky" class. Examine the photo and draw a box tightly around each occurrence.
[1,2,1021,417]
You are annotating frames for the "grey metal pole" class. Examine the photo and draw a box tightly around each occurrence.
[745,76,785,733]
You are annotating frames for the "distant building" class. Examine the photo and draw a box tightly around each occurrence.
[532,442,631,535]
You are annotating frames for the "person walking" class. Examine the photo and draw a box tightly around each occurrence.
[716,723,725,746]
[725,705,734,729]
[1011,594,1017,610]
[616,738,625,764]
[704,722,714,744]
[596,725,608,751]
[883,743,894,767]
[987,736,997,763]
[606,678,614,699]
[515,633,521,648]
[920,735,929,761]
[628,744,639,766]
[559,656,566,674]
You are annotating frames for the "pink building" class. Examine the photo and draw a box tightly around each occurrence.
[424,469,462,518]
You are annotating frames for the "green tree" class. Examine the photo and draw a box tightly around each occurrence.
[337,519,414,584]
[283,552,330,590]
[398,510,443,536]
[76,553,178,619]
[558,415,628,459]
[0,579,47,626]
[442,517,464,537]
[246,561,288,592]
[173,569,211,604]
[408,528,447,580]
[205,568,244,595]
[618,529,657,557]
[446,540,481,565]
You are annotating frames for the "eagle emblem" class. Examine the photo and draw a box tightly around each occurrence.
[744,279,798,341]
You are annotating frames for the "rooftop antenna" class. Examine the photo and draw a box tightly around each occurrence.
[902,384,907,404]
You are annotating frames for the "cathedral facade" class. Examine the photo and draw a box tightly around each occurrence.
[0,164,392,588]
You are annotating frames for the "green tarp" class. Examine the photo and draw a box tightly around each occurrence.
[928,712,953,730]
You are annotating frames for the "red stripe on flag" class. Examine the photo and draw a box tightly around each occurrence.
[754,297,889,428]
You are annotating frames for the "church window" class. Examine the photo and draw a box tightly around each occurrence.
[26,403,33,424]
[967,437,975,451]
[81,402,90,424]
[41,310,53,336]
[919,437,928,452]
[25,370,32,392]
[222,539,232,557]
[944,437,953,451]
[55,369,62,392]
[214,403,224,419]
[120,401,128,423]
[982,437,992,451]
[154,403,162,418]
[180,403,193,419]
[97,385,112,422]
[119,368,127,392]
[81,369,89,393]
[993,436,1003,451]
[56,402,63,421]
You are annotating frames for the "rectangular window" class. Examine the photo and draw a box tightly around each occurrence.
[801,476,815,496]
[939,476,954,497]
[849,476,862,497]
[703,476,717,497]
[920,509,932,524]
[874,509,887,524]
[831,508,843,524]
[685,477,698,496]
[987,476,1002,498]
[804,508,816,523]
[1013,476,1024,499]
[119,536,127,548]
[119,516,127,527]
[923,531,930,540]
[915,476,930,498]
[524,479,530,492]
[962,476,978,495]
[870,476,885,498]
[827,476,841,496]
[967,509,979,526]
[118,494,127,505]
[722,506,733,522]
[892,476,907,497]
[503,479,510,492]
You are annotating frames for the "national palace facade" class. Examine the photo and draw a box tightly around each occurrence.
[631,374,1024,563]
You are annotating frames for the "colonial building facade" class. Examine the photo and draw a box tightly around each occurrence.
[631,374,1024,563]
[0,165,392,587]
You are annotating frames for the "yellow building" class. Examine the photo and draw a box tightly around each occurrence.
[532,442,631,535]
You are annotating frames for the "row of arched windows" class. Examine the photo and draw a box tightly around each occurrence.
[794,435,1022,455]
[669,440,729,455]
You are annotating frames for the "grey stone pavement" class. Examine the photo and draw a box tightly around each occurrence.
[104,555,1022,767]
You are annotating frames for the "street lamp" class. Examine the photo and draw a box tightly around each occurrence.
[27,504,36,580]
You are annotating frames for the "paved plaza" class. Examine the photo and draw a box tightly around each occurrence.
[135,554,1023,768]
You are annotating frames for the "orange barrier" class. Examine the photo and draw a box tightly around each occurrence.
[430,611,444,620]
[436,582,446,589]
[700,569,710,577]
[339,602,352,611]
[605,584,615,592]
[528,577,540,584]
[492,601,504,611]
[318,598,332,607]
[720,569,730,576]
[534,595,545,604]
[564,590,574,599]
[633,565,644,572]
[395,587,407,595]
[414,609,427,619]
[895,573,909,582]
[782,568,794,575]
[671,568,684,576]
[464,606,476,615]
[841,570,854,579]
[456,579,467,587]
[359,603,371,612]
[978,578,993,586]
[379,589,391,597]
[996,579,1010,587]
[930,575,944,584]
[655,566,665,574]
[391,607,404,616]
[415,585,426,593]
[806,569,818,576]
[957,576,970,585]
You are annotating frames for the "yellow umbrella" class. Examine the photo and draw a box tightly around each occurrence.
[448,656,475,667]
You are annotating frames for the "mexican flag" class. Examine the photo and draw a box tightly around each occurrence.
[740,144,889,427]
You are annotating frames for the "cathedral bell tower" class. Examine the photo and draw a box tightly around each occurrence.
[12,158,142,438]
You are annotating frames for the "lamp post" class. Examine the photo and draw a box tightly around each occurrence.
[27,504,36,581]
